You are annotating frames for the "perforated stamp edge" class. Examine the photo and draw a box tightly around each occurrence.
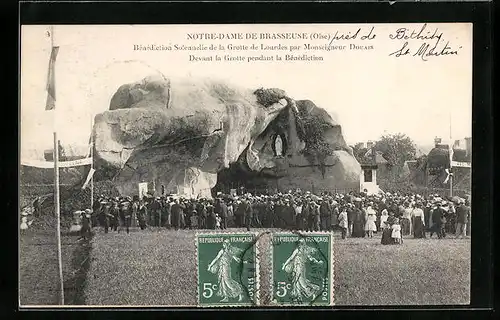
[195,231,261,308]
[268,231,335,307]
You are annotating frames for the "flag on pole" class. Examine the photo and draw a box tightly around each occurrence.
[82,168,96,190]
[45,45,60,110]
[444,135,454,184]
[444,168,453,184]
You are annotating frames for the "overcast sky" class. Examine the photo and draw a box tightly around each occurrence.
[21,24,472,158]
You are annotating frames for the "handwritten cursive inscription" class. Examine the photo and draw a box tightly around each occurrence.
[389,23,443,43]
[328,27,376,46]
[388,24,462,61]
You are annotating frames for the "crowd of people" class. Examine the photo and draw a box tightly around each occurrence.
[84,189,471,244]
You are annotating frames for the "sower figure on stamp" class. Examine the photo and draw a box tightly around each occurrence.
[282,238,323,302]
[207,239,246,302]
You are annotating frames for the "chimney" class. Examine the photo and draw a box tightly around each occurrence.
[465,137,472,157]
[434,137,442,147]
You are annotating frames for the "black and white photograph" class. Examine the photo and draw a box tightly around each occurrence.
[20,23,473,307]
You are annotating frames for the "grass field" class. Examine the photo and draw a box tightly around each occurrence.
[19,230,91,306]
[79,228,470,306]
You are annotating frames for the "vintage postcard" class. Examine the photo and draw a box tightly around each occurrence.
[20,23,472,307]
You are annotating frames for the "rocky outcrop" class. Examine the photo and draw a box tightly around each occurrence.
[93,75,361,197]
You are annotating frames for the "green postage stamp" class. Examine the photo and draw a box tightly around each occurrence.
[196,232,259,307]
[270,232,334,306]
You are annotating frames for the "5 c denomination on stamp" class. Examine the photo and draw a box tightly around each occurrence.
[196,232,259,307]
[270,232,334,306]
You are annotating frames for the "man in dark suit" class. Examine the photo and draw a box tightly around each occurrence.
[243,198,253,231]
[219,199,228,230]
[455,199,470,238]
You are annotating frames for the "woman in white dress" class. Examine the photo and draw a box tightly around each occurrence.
[207,239,245,302]
[379,208,389,231]
[364,202,377,238]
[338,207,348,239]
[282,238,323,301]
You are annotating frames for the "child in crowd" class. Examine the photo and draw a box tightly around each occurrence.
[391,218,402,244]
[81,210,92,240]
[215,214,221,229]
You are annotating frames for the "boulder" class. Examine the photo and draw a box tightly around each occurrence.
[93,75,361,197]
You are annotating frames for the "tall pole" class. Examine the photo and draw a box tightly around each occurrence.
[50,25,64,305]
[90,115,94,209]
[449,113,453,198]
[54,135,64,305]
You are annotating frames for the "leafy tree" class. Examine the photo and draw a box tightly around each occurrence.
[372,133,417,191]
[374,133,417,167]
[293,105,334,177]
[350,145,369,163]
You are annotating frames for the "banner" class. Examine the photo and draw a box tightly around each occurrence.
[81,168,95,190]
[138,182,148,199]
[45,45,60,111]
[451,161,471,168]
[21,157,92,168]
